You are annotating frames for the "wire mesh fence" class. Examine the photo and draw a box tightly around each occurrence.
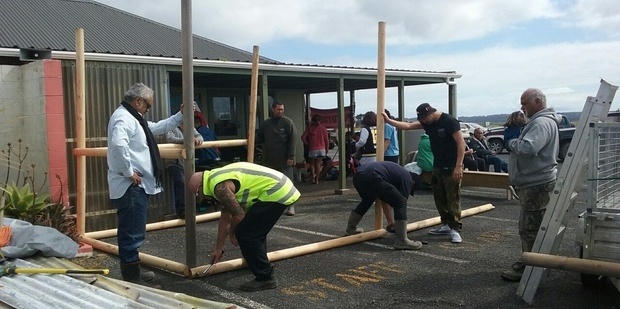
[588,123,620,212]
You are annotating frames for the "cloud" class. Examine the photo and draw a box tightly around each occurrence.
[355,0,563,45]
[568,0,620,36]
[311,39,620,117]
[99,0,565,47]
[193,0,567,47]
[94,0,620,117]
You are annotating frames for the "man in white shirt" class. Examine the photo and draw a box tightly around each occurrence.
[107,83,184,285]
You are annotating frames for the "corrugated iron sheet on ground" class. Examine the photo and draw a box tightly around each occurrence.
[0,256,239,309]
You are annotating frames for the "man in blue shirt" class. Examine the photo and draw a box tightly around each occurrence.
[383,109,400,163]
[193,115,221,168]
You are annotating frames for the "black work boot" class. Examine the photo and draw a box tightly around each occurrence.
[240,277,278,291]
[120,261,158,287]
[240,265,278,292]
[501,261,525,282]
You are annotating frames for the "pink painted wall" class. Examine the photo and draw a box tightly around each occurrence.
[43,59,69,205]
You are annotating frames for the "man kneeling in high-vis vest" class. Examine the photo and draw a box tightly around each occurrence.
[189,162,300,291]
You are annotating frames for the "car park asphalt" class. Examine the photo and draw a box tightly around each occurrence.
[78,168,620,309]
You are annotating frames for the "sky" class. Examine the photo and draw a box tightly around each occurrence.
[95,0,620,118]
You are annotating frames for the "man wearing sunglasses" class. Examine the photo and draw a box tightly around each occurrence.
[189,162,300,291]
[107,83,186,286]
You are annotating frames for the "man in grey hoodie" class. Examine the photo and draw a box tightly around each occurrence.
[501,88,560,282]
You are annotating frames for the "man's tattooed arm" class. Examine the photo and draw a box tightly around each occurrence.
[214,181,245,216]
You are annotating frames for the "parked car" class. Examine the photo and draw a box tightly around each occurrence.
[484,127,508,154]
[607,110,620,122]
[460,122,487,138]
[484,114,574,160]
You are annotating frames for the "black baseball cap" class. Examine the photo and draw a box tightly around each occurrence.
[416,103,437,121]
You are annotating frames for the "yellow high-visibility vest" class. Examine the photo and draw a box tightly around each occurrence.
[202,162,300,210]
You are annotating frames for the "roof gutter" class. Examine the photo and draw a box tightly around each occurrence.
[445,77,457,85]
[0,47,461,80]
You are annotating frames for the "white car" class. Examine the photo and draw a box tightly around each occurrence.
[460,122,487,138]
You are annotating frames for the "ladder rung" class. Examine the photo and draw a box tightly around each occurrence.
[556,225,565,236]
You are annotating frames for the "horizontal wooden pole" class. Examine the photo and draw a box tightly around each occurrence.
[80,236,189,274]
[85,212,222,239]
[522,252,620,278]
[84,204,494,278]
[73,139,248,159]
[190,204,495,277]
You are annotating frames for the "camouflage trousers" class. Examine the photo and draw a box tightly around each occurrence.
[431,168,462,231]
[516,180,556,253]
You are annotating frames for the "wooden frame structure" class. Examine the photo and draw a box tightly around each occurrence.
[72,21,495,278]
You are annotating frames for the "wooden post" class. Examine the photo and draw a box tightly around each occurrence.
[374,21,386,230]
[376,21,386,162]
[336,77,347,192]
[74,28,86,236]
[181,0,197,268]
[247,46,259,162]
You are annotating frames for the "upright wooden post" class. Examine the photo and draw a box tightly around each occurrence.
[74,28,86,236]
[336,78,347,192]
[181,0,197,268]
[247,45,259,162]
[397,80,406,163]
[374,21,386,229]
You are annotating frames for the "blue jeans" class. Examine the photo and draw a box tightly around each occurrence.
[279,166,294,181]
[111,185,148,264]
[487,156,508,173]
[167,165,185,214]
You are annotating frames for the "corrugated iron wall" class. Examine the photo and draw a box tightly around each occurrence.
[61,60,175,232]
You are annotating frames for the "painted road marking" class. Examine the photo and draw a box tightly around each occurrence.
[474,215,517,223]
[281,261,402,301]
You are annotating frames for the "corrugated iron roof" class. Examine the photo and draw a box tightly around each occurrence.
[0,256,241,308]
[0,0,280,64]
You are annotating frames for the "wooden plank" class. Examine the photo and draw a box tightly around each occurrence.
[462,171,511,189]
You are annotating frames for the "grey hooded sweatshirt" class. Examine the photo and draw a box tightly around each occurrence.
[506,107,560,189]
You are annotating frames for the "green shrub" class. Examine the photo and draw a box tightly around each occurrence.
[1,141,78,241]
[0,183,54,223]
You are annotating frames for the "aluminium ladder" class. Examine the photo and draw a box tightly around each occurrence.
[517,79,618,304]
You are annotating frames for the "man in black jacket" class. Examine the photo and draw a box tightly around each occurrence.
[469,128,508,172]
